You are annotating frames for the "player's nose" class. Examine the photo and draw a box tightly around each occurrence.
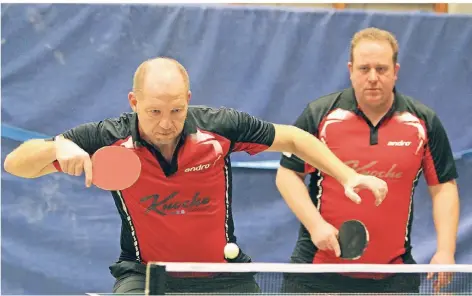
[159,118,172,130]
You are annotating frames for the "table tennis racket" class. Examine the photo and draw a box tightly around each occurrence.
[338,219,369,260]
[91,146,141,191]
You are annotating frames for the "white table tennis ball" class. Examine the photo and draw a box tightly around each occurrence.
[224,243,240,259]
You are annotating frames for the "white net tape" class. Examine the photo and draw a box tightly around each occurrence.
[152,262,472,274]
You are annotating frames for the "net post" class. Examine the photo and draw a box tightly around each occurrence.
[145,262,167,296]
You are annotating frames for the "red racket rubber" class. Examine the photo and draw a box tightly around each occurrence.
[91,146,141,191]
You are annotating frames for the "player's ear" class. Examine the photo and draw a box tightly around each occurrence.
[394,63,400,81]
[128,92,138,112]
[348,62,353,74]
[187,90,192,103]
[347,62,355,81]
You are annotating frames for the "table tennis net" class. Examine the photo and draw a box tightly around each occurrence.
[139,262,472,295]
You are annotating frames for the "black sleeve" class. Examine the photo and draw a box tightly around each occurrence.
[193,107,275,155]
[60,122,108,155]
[279,104,321,173]
[223,108,276,155]
[57,113,133,155]
[422,114,458,185]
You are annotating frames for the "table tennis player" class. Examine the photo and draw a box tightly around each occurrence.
[4,57,388,294]
[276,27,460,294]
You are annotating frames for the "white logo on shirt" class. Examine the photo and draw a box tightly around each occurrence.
[184,163,211,173]
[387,140,412,147]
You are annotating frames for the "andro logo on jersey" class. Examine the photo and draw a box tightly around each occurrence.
[185,163,211,172]
[345,160,403,179]
[387,140,412,147]
[140,192,210,216]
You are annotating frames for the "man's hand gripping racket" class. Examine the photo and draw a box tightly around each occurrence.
[54,137,141,190]
[310,219,369,260]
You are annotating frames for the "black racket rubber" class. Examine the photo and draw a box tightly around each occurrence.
[338,219,369,260]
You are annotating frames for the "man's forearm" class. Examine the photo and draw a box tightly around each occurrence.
[276,167,324,233]
[289,126,357,185]
[4,139,57,178]
[432,192,459,254]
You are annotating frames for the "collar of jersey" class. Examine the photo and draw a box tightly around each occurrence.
[130,112,197,148]
[341,87,403,119]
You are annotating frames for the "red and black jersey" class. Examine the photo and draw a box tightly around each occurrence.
[53,106,275,269]
[280,88,458,272]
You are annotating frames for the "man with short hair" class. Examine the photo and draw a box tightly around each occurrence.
[276,27,459,294]
[4,57,388,293]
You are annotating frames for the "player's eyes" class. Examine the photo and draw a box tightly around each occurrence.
[358,66,388,74]
[376,67,387,73]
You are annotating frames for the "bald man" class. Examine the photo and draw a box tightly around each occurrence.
[5,57,388,294]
